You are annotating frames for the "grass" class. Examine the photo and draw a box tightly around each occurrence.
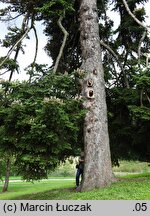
[0,161,150,200]
[120,172,150,179]
[113,160,150,173]
[0,173,150,200]
[2,176,74,180]
[0,179,75,200]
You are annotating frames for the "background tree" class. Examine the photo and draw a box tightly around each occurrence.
[0,70,85,191]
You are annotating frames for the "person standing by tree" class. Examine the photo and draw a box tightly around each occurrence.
[76,151,84,188]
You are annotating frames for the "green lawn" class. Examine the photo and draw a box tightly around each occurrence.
[113,160,150,173]
[0,179,75,200]
[0,173,150,200]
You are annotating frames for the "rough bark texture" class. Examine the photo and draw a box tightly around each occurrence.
[2,158,10,192]
[79,0,114,191]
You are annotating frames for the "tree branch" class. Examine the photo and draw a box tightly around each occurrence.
[140,88,144,107]
[8,45,20,82]
[122,0,149,32]
[0,69,10,76]
[32,25,38,68]
[142,53,150,67]
[146,93,150,104]
[138,31,147,67]
[100,40,129,88]
[0,15,31,70]
[0,13,23,22]
[122,0,150,69]
[100,40,119,61]
[53,15,69,73]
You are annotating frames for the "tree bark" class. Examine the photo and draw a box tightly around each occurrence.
[2,158,11,192]
[79,0,114,191]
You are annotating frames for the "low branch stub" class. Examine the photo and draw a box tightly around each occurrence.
[87,78,93,87]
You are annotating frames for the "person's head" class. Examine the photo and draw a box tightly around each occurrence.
[80,151,84,157]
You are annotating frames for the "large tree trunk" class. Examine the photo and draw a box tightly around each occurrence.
[79,0,114,191]
[2,158,11,192]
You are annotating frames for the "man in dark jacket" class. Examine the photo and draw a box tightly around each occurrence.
[76,151,84,188]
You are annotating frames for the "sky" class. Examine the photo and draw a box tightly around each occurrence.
[0,2,52,81]
[0,20,52,80]
[0,1,150,81]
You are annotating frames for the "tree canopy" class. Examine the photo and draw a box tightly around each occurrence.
[0,70,85,181]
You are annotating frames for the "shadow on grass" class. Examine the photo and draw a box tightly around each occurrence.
[14,187,77,200]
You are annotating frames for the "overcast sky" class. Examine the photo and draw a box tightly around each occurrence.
[0,1,150,81]
[0,1,52,81]
[0,14,52,80]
